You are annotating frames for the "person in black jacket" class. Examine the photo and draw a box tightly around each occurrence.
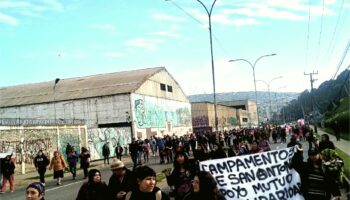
[125,165,169,200]
[165,151,194,200]
[34,150,49,186]
[76,169,109,200]
[209,143,227,160]
[102,143,110,165]
[299,148,341,200]
[318,134,335,152]
[108,159,136,200]
[0,154,15,193]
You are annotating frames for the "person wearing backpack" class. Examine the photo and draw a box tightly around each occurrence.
[34,150,50,186]
[125,165,169,200]
[300,148,341,200]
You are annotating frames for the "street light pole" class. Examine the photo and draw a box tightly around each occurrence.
[229,53,276,126]
[273,86,286,123]
[197,0,218,132]
[256,76,283,121]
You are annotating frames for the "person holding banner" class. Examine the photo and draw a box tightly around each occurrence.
[300,148,341,200]
[183,171,225,200]
[209,143,227,160]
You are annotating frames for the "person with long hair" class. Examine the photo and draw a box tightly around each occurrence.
[165,151,193,200]
[183,171,225,200]
[76,169,109,200]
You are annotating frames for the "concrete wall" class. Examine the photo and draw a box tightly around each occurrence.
[87,127,131,160]
[0,95,131,128]
[131,93,192,139]
[191,103,238,131]
[191,103,210,128]
[0,125,86,174]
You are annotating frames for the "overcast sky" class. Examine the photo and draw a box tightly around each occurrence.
[1,0,349,95]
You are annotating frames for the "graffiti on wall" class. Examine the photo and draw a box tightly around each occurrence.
[192,116,209,127]
[0,127,82,169]
[87,127,131,160]
[132,94,191,129]
[59,129,80,161]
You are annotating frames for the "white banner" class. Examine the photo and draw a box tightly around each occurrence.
[199,147,304,200]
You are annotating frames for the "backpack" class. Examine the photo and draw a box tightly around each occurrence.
[320,149,344,185]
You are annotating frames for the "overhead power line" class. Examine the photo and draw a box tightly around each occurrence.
[167,0,230,57]
[314,0,326,69]
[331,38,350,80]
[322,0,345,68]
[304,0,312,70]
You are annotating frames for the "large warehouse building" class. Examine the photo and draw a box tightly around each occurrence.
[0,67,192,163]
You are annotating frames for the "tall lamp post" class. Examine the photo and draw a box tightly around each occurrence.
[229,53,276,126]
[166,0,219,132]
[256,76,283,121]
[273,86,286,123]
[196,0,218,132]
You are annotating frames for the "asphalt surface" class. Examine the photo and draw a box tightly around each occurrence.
[0,136,348,200]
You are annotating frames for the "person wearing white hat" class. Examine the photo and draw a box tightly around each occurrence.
[108,159,136,200]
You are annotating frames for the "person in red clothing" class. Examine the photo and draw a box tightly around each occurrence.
[0,154,15,193]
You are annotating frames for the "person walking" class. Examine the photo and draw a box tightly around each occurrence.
[142,139,150,163]
[183,171,225,200]
[125,165,169,200]
[299,148,341,200]
[76,169,109,200]
[129,138,139,170]
[34,150,50,186]
[102,142,110,165]
[165,152,193,200]
[79,147,91,179]
[26,182,45,200]
[0,154,15,193]
[67,147,79,180]
[318,134,335,152]
[108,159,136,200]
[115,144,123,161]
[49,151,67,186]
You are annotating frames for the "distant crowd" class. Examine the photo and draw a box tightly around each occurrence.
[0,123,345,200]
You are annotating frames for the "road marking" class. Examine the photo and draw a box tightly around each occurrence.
[46,180,84,192]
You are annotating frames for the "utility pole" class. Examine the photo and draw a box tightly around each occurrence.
[304,71,318,114]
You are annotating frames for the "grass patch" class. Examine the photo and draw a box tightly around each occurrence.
[156,172,166,182]
[335,148,350,180]
[320,128,350,141]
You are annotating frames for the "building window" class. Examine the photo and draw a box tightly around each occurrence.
[167,85,173,92]
[160,83,166,91]
[242,118,248,122]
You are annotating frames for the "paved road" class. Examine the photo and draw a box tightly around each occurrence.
[1,138,347,199]
[0,158,172,200]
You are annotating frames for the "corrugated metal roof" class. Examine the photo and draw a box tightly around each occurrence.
[0,67,165,108]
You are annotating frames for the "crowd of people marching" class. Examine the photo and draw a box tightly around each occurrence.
[0,123,345,200]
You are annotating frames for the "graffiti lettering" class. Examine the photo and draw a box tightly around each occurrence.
[192,116,209,127]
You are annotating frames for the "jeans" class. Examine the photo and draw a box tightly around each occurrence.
[69,164,77,178]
